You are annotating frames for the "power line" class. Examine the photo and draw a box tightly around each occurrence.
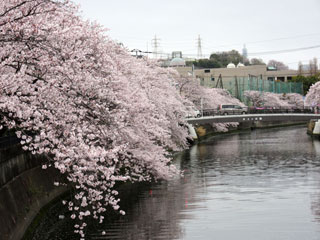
[114,32,320,60]
[147,43,320,59]
[150,44,320,59]
[198,32,320,50]
[286,58,320,65]
[116,32,320,48]
[248,44,320,56]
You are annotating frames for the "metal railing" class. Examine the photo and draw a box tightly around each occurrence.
[247,107,314,114]
[188,107,318,118]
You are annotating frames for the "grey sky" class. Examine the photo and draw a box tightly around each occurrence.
[75,0,320,69]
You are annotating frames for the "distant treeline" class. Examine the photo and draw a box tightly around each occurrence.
[186,50,288,70]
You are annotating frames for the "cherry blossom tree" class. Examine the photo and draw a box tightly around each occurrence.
[305,81,320,107]
[243,91,265,106]
[244,91,303,107]
[176,75,245,131]
[0,0,190,238]
[176,75,245,109]
[285,93,304,107]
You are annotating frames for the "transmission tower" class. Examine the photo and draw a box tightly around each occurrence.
[152,35,161,59]
[197,35,203,59]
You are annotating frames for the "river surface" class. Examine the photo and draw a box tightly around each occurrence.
[29,126,320,240]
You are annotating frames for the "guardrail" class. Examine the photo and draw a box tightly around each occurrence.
[247,107,314,114]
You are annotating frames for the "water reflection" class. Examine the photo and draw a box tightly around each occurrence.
[91,183,185,240]
[176,127,320,240]
[313,139,320,156]
[30,126,320,240]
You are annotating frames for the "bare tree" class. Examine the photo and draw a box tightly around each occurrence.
[267,60,289,70]
[250,58,265,65]
[309,59,318,75]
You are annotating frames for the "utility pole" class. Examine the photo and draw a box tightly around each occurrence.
[235,76,239,99]
[200,97,203,117]
[146,42,149,58]
[152,35,161,59]
[216,74,223,88]
[197,35,203,59]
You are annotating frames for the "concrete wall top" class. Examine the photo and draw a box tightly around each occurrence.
[174,65,306,80]
[265,69,298,77]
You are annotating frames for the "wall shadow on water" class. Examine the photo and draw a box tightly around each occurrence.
[25,179,190,239]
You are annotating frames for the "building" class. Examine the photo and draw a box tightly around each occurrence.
[173,64,304,101]
[198,64,299,84]
[175,64,300,86]
[160,51,186,67]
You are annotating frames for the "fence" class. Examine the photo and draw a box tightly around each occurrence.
[223,76,303,102]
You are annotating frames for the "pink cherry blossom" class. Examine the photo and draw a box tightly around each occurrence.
[176,74,246,131]
[305,82,320,107]
[0,0,257,238]
[0,0,191,237]
[244,91,303,107]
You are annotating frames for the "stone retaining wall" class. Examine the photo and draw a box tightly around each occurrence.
[0,146,67,240]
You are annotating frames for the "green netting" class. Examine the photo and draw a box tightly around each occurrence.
[224,76,303,102]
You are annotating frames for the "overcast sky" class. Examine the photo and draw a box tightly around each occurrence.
[75,0,320,69]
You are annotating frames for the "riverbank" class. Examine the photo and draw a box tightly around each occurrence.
[193,121,307,142]
[307,119,320,139]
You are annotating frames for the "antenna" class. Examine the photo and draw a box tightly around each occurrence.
[152,35,161,59]
[197,35,203,59]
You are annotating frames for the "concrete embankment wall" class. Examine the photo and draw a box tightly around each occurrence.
[307,120,320,138]
[0,144,67,240]
[194,121,307,140]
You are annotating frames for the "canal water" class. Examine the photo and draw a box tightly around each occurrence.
[28,126,320,240]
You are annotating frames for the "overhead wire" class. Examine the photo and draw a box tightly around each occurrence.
[127,33,320,67]
[202,32,320,50]
[248,45,320,56]
[286,58,320,65]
